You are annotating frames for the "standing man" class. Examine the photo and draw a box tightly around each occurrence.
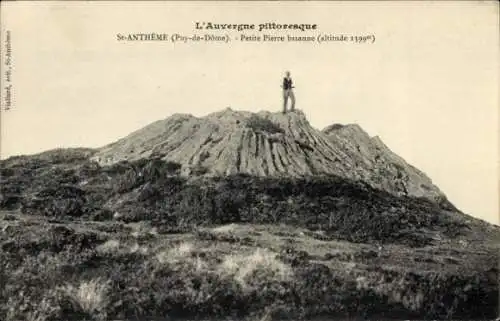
[282,71,296,113]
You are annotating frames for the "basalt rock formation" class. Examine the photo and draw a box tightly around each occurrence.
[93,108,445,203]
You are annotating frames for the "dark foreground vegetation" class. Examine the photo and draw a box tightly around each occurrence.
[0,149,471,247]
[0,149,498,320]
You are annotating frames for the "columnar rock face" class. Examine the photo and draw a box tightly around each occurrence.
[92,108,444,202]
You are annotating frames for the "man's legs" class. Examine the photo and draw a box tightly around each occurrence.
[289,90,295,111]
[283,90,289,113]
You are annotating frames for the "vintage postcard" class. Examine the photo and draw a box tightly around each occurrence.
[0,1,498,320]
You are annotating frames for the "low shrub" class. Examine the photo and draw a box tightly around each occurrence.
[58,278,110,320]
[246,115,285,135]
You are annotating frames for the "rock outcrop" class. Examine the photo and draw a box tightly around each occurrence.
[92,108,444,202]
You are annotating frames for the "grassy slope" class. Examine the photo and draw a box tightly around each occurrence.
[0,149,498,320]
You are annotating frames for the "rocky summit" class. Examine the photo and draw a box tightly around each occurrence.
[93,108,443,202]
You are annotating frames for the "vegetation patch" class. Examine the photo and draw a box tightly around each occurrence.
[246,115,285,135]
[0,156,471,247]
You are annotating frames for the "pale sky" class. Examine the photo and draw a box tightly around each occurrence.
[1,1,498,224]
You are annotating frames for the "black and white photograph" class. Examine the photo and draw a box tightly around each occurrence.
[0,1,499,321]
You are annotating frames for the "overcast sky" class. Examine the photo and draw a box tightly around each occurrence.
[1,1,498,224]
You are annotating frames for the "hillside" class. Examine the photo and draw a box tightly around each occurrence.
[1,109,499,321]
